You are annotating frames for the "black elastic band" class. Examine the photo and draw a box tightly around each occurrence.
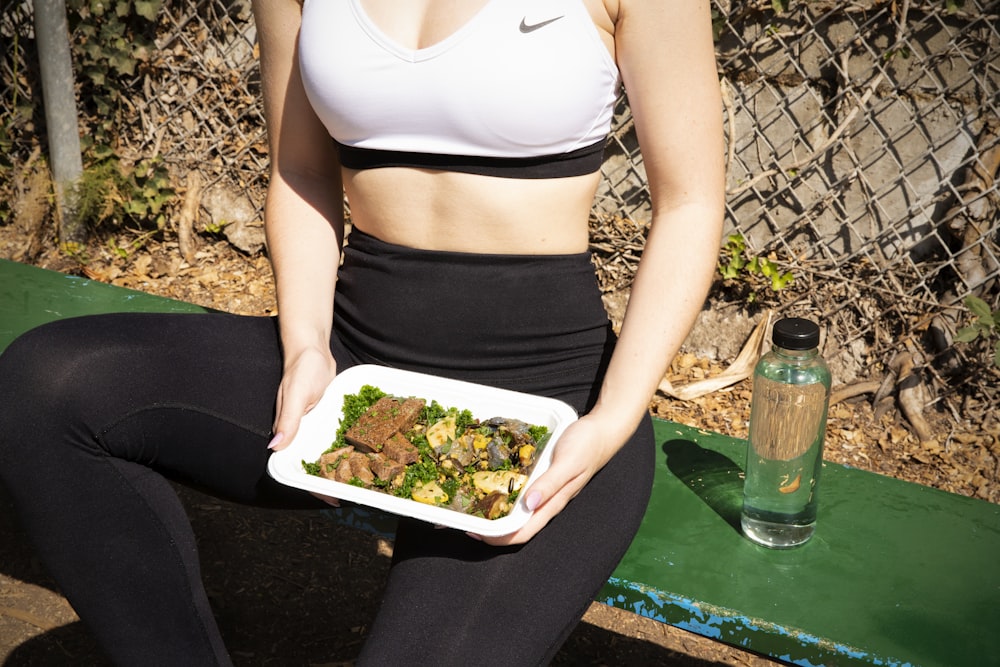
[334,139,606,179]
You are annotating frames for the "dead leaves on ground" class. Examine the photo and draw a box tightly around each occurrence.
[79,239,276,315]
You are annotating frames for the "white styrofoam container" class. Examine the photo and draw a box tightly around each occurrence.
[267,364,578,537]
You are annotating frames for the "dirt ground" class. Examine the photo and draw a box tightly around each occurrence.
[1,226,997,666]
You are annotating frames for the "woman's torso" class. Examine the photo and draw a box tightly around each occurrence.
[298,0,619,254]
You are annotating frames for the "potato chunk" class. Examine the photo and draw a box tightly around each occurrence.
[471,470,527,495]
[411,481,449,506]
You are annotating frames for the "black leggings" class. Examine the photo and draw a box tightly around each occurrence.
[0,230,654,666]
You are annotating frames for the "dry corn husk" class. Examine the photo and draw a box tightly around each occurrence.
[658,311,772,401]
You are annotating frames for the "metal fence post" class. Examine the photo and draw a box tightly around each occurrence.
[32,0,85,246]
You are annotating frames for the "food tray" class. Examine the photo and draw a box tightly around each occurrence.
[267,364,578,536]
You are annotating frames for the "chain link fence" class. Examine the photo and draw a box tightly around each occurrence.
[2,0,998,409]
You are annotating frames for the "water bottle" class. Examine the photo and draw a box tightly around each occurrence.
[741,317,831,548]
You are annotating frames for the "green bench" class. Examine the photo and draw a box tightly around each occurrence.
[2,257,998,666]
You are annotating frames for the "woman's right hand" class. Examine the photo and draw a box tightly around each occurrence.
[268,344,337,452]
[253,0,343,454]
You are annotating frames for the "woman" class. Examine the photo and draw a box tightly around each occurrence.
[0,0,724,664]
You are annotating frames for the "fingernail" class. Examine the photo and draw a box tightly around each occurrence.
[525,490,542,511]
[465,532,483,541]
[267,432,284,450]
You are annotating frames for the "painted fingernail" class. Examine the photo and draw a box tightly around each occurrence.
[267,432,284,450]
[525,490,542,511]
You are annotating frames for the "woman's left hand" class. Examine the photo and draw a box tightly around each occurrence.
[472,412,624,546]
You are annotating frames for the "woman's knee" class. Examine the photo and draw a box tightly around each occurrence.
[0,318,146,463]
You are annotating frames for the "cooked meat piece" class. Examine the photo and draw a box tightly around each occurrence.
[345,396,426,452]
[334,456,354,484]
[319,446,353,468]
[472,491,512,520]
[383,432,419,465]
[347,451,375,485]
[368,452,406,482]
[319,446,354,480]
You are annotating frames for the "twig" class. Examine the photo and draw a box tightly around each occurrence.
[177,171,202,264]
[0,605,62,631]
[830,380,882,405]
[721,78,737,182]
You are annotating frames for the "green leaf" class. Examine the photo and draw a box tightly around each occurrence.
[771,271,794,291]
[965,295,993,323]
[135,0,162,20]
[76,22,97,38]
[758,258,779,278]
[108,52,136,76]
[100,19,126,38]
[81,41,104,60]
[91,143,115,160]
[710,10,726,41]
[84,65,106,86]
[965,294,997,328]
[954,326,981,343]
[719,264,739,280]
[993,340,1000,368]
[772,0,789,13]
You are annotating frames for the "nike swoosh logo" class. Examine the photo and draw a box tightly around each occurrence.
[519,16,565,33]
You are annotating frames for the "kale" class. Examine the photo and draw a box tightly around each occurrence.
[528,425,550,446]
[421,402,475,433]
[440,477,460,500]
[420,400,448,424]
[393,459,439,499]
[453,408,476,433]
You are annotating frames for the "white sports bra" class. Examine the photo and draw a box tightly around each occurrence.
[298,0,621,178]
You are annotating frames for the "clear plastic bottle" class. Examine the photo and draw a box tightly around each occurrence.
[741,317,831,548]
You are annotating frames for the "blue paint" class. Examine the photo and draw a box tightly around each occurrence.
[602,576,914,666]
[779,656,823,667]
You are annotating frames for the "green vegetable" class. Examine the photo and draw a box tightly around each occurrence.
[441,477,460,500]
[395,459,440,499]
[420,400,448,424]
[528,425,550,446]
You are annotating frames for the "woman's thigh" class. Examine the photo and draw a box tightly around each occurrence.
[0,311,321,507]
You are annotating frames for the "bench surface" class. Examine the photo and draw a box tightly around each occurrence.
[2,258,999,667]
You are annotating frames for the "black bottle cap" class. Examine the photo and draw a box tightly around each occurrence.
[772,318,820,350]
